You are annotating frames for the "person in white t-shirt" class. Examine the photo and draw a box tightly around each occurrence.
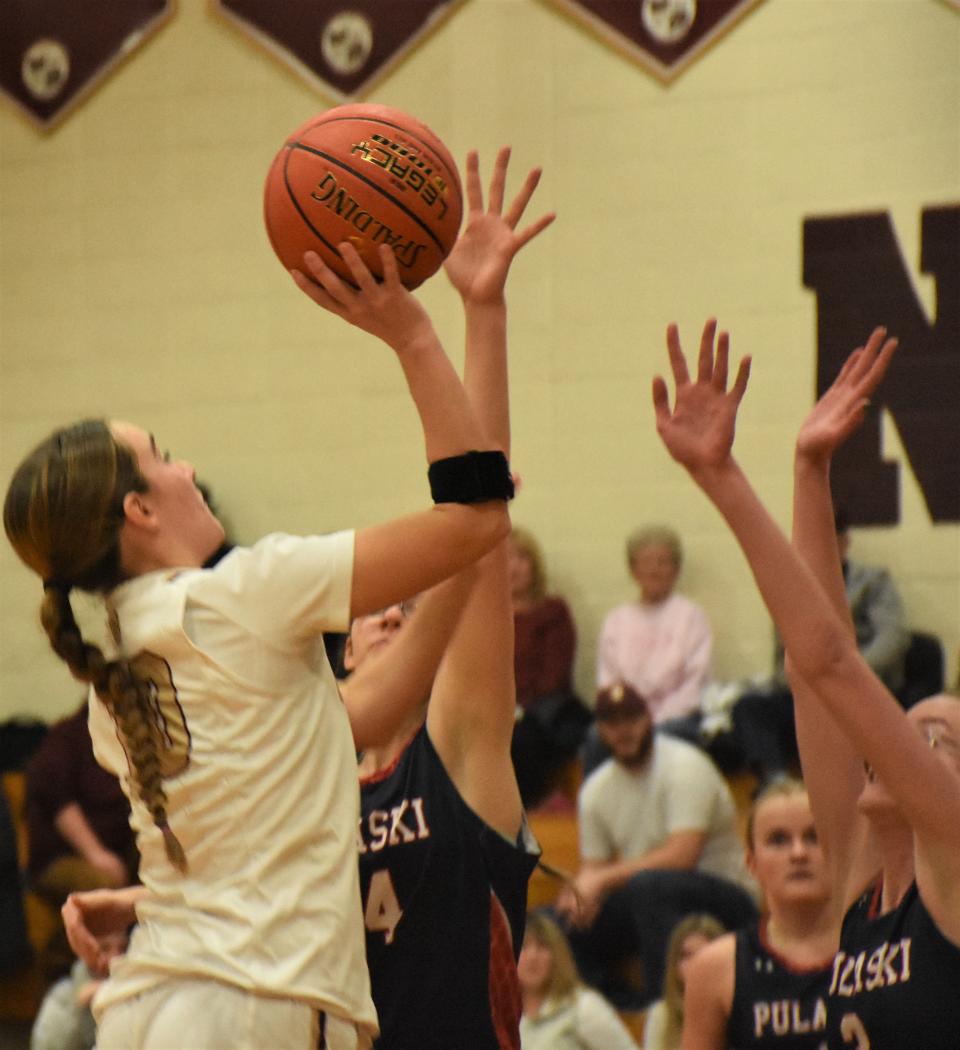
[3,242,513,1050]
[556,682,757,1011]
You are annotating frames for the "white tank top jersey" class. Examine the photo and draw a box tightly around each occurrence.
[87,531,378,1039]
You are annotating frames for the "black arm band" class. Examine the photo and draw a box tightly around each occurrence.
[428,450,514,504]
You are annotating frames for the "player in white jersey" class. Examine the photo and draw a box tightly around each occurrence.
[651,319,960,1050]
[4,241,514,1050]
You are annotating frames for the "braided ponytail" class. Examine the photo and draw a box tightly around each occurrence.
[40,584,187,872]
[6,421,186,872]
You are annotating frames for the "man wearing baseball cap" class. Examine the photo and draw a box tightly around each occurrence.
[555,682,757,1008]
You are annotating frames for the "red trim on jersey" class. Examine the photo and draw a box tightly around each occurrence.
[757,915,835,974]
[358,727,423,786]
[866,878,885,920]
[488,890,521,1050]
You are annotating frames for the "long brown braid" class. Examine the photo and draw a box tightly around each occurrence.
[5,420,187,872]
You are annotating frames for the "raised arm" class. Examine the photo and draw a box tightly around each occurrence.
[427,147,555,840]
[787,330,897,905]
[339,567,477,752]
[652,321,960,936]
[292,243,510,618]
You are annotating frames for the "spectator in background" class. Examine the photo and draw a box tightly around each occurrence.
[556,683,757,1010]
[509,526,590,807]
[598,525,712,723]
[25,698,137,982]
[30,926,129,1050]
[519,910,639,1050]
[642,913,725,1050]
[583,525,712,774]
[510,527,577,708]
[731,505,910,781]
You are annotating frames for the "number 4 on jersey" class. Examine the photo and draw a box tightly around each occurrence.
[365,869,403,944]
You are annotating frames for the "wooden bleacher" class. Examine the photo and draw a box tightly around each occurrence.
[0,772,59,1024]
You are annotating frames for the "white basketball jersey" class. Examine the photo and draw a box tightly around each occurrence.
[89,532,377,1037]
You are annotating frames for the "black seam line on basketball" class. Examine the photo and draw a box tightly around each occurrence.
[290,143,446,253]
[283,163,360,290]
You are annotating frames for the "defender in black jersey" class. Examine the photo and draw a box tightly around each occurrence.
[652,324,960,1050]
[825,881,960,1050]
[340,148,553,1050]
[359,728,538,1048]
[726,922,830,1050]
[684,779,837,1049]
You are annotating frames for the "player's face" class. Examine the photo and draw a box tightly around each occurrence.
[747,793,830,906]
[859,694,960,815]
[111,421,224,565]
[344,599,418,670]
[517,933,553,995]
[630,543,679,604]
[597,708,654,768]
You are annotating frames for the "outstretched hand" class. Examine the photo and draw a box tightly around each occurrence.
[292,242,434,351]
[443,147,555,304]
[795,326,898,463]
[652,319,751,473]
[62,888,136,975]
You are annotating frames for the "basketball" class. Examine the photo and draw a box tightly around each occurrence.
[263,104,463,290]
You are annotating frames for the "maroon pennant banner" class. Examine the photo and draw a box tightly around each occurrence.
[0,0,173,131]
[212,0,462,103]
[548,0,766,83]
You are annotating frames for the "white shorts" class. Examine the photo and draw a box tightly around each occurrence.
[94,977,373,1050]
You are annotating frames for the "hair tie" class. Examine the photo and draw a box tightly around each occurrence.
[43,576,69,593]
[159,822,188,873]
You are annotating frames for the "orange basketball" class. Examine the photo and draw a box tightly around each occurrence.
[264,104,463,290]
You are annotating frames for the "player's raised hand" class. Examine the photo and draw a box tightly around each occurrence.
[293,243,434,351]
[444,148,555,305]
[795,327,898,464]
[652,318,751,474]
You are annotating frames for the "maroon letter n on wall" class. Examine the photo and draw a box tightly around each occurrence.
[803,205,959,526]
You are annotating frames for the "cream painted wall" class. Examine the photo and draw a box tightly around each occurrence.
[2,0,958,723]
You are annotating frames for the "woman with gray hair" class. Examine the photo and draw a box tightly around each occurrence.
[597,523,712,726]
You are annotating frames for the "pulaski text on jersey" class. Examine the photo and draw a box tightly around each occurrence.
[358,796,431,855]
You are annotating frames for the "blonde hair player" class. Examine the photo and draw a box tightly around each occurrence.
[4,240,514,1049]
[682,778,836,1048]
[652,319,960,1050]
